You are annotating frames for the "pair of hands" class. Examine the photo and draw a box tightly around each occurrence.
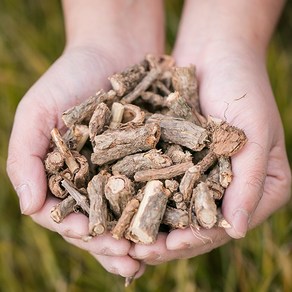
[7,18,291,279]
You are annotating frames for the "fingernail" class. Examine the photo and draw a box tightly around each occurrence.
[16,184,32,214]
[232,209,250,238]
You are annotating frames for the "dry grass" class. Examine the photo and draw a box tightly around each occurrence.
[0,1,292,291]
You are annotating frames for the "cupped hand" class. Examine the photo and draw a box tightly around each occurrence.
[6,46,146,277]
[129,43,291,266]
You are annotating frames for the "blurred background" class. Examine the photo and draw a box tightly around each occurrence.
[0,1,292,291]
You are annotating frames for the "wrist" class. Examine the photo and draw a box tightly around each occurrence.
[62,0,164,64]
[173,0,285,66]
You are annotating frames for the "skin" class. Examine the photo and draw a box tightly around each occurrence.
[7,0,291,280]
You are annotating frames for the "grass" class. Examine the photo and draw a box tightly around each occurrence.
[0,1,292,291]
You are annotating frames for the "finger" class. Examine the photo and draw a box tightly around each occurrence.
[222,140,268,239]
[31,196,131,256]
[7,98,55,215]
[91,253,145,278]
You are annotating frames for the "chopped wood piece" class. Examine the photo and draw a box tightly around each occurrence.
[166,91,203,126]
[109,102,124,129]
[61,180,89,214]
[172,192,187,210]
[44,149,64,174]
[140,91,166,107]
[147,114,208,151]
[50,195,76,223]
[62,89,107,127]
[62,124,89,151]
[111,198,140,240]
[208,117,247,156]
[72,151,90,189]
[171,66,202,116]
[191,182,217,229]
[88,102,111,145]
[48,169,73,198]
[218,156,233,188]
[111,149,172,178]
[51,128,80,174]
[206,165,225,200]
[180,152,217,201]
[108,61,147,96]
[121,68,161,104]
[128,180,170,244]
[162,207,189,229]
[164,144,192,164]
[165,180,179,193]
[122,104,145,125]
[152,80,171,96]
[134,161,193,182]
[104,175,134,218]
[87,172,110,236]
[91,123,161,165]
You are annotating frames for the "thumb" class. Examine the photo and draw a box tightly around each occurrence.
[222,140,267,239]
[7,98,53,215]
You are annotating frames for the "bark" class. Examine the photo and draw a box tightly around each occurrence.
[44,149,64,174]
[104,175,134,218]
[134,161,193,182]
[128,180,170,244]
[62,89,107,127]
[51,128,80,174]
[111,149,172,178]
[191,182,217,229]
[108,61,147,96]
[218,156,233,188]
[87,172,110,236]
[50,195,76,223]
[61,180,90,214]
[147,114,208,151]
[111,198,140,240]
[180,152,217,201]
[162,207,189,229]
[91,123,161,165]
[88,102,111,145]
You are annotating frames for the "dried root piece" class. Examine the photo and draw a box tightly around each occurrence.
[140,91,166,108]
[88,102,111,145]
[134,161,193,182]
[111,149,172,178]
[162,207,189,229]
[109,102,124,129]
[191,182,217,229]
[61,180,89,214]
[128,180,170,244]
[50,195,76,223]
[147,114,208,151]
[218,156,233,188]
[180,152,217,201]
[164,144,192,164]
[44,149,64,174]
[62,124,89,151]
[166,91,203,126]
[48,169,73,198]
[208,117,247,157]
[172,192,187,211]
[171,66,200,114]
[164,179,179,193]
[122,104,145,125]
[72,151,90,189]
[51,128,80,174]
[111,198,140,240]
[206,165,225,200]
[62,90,107,127]
[109,61,147,96]
[87,171,110,236]
[104,175,135,218]
[91,123,161,165]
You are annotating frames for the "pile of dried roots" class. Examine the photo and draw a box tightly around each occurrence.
[45,54,247,245]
